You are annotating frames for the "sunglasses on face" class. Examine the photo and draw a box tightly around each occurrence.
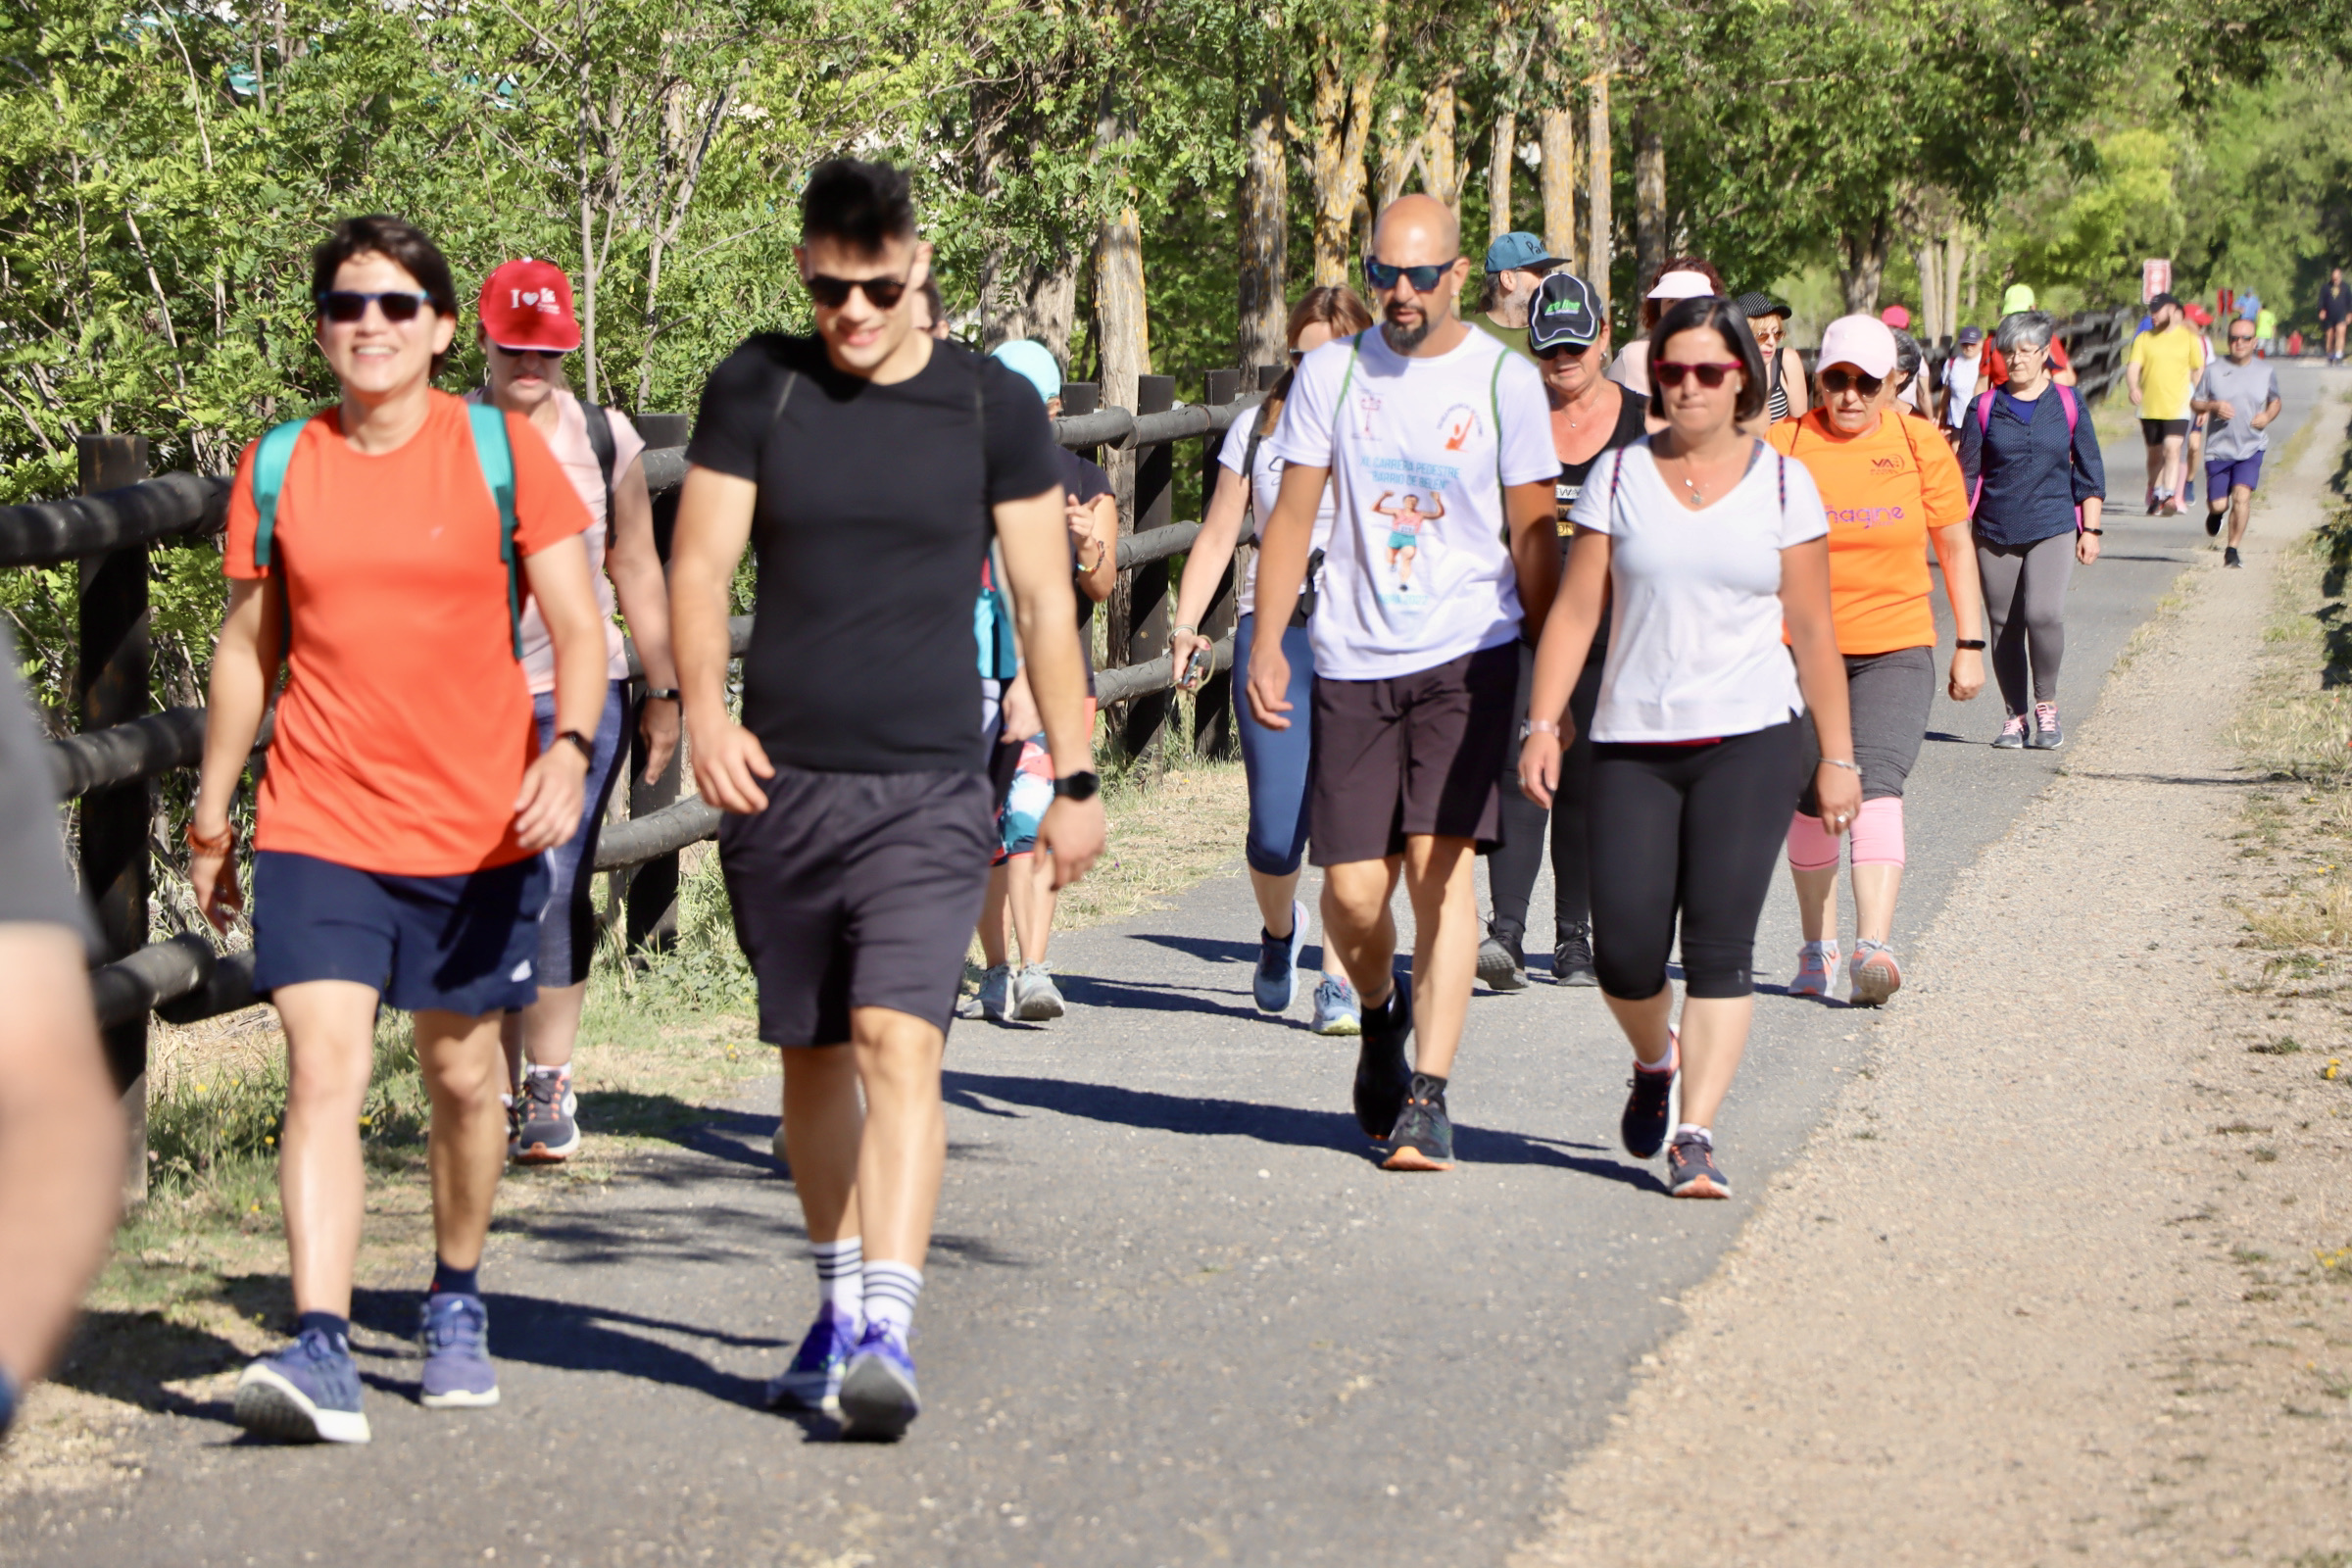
[1362,257,1458,293]
[2230,332,2257,343]
[316,290,435,324]
[1817,367,1885,397]
[1652,360,1742,390]
[803,271,910,310]
[491,343,566,361]
[1534,340,1598,361]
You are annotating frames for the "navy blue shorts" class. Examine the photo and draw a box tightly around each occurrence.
[250,851,550,1015]
[2205,452,2264,497]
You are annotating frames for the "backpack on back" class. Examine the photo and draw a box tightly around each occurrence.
[1968,383,2081,523]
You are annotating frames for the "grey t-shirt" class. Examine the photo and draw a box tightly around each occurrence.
[0,659,89,935]
[2196,359,2280,464]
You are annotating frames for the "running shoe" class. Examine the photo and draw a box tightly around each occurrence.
[1310,975,1361,1036]
[2029,702,2064,750]
[838,1320,919,1441]
[1666,1131,1731,1199]
[2225,546,2242,568]
[2206,508,2224,538]
[1552,923,1598,987]
[1849,939,1903,1007]
[976,962,1013,1023]
[1992,713,2029,749]
[1621,1030,1678,1161]
[512,1067,580,1164]
[2184,476,2197,505]
[2143,481,2156,514]
[418,1292,499,1409]
[1253,900,1308,1013]
[1476,923,1528,992]
[765,1301,860,1415]
[1382,1073,1455,1171]
[1352,974,1413,1139]
[232,1328,370,1445]
[1012,961,1065,1021]
[1789,940,1838,999]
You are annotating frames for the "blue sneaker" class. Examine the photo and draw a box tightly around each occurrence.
[766,1302,860,1414]
[233,1328,370,1444]
[418,1293,499,1409]
[1253,900,1308,1013]
[838,1320,919,1441]
[1310,975,1361,1036]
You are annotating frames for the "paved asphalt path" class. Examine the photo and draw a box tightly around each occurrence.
[14,371,2331,1568]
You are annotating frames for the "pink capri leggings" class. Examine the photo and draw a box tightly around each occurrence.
[1788,645,1935,871]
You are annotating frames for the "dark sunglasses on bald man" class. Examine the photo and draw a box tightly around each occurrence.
[1817,367,1886,397]
[1363,257,1458,292]
[804,271,911,310]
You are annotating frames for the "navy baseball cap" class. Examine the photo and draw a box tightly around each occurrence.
[1957,325,1985,345]
[1528,271,1605,351]
[1483,231,1559,273]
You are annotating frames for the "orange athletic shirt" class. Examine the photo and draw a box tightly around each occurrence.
[1768,408,1968,655]
[223,392,591,875]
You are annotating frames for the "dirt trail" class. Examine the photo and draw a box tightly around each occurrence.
[1517,392,2352,1567]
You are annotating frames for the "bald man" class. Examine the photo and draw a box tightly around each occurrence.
[1246,193,1561,1171]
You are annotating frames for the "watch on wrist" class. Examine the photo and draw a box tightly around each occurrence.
[1953,638,1987,651]
[1052,770,1102,803]
[642,687,681,702]
[556,729,596,763]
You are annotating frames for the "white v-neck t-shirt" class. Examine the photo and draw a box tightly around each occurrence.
[1267,325,1559,678]
[1571,439,1828,743]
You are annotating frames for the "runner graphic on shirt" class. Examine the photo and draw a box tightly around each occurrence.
[1375,489,1445,587]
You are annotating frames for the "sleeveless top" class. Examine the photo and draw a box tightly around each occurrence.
[1555,387,1653,534]
[1766,349,1790,422]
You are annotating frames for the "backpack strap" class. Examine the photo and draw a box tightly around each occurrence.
[248,416,312,571]
[1240,405,1269,544]
[464,403,524,659]
[580,398,617,545]
[1968,390,1998,517]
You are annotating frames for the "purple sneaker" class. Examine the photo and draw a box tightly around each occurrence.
[233,1328,370,1444]
[837,1320,919,1442]
[418,1293,499,1409]
[765,1302,860,1414]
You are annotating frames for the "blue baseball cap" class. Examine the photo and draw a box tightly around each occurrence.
[1483,231,1560,273]
[990,338,1062,404]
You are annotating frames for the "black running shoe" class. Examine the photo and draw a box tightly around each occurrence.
[1666,1132,1731,1199]
[1382,1073,1454,1170]
[1352,975,1413,1139]
[1621,1040,1677,1160]
[1553,923,1598,987]
[2206,509,2224,538]
[1476,923,1527,992]
[2225,546,2242,568]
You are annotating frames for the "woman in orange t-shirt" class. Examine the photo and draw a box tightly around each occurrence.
[1767,315,1987,1007]
[185,217,607,1445]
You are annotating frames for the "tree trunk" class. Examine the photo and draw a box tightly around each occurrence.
[1488,107,1517,241]
[1839,218,1890,314]
[1944,226,1968,334]
[1239,74,1289,371]
[1539,107,1575,270]
[1096,94,1150,680]
[1418,74,1459,215]
[1376,99,1413,212]
[1311,20,1387,285]
[1632,107,1665,291]
[980,256,1080,363]
[1914,240,1941,345]
[1585,67,1611,312]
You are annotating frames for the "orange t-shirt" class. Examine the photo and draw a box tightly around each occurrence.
[1768,408,1968,655]
[224,392,591,875]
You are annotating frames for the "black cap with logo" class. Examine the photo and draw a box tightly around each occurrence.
[1528,270,1604,352]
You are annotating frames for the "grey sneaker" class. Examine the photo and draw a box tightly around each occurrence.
[2029,702,2064,750]
[512,1067,579,1163]
[1666,1131,1731,1199]
[1552,923,1598,987]
[1012,961,1065,1021]
[233,1328,370,1445]
[1848,940,1902,1007]
[1253,900,1307,1013]
[418,1292,499,1409]
[2224,546,2242,567]
[1992,713,2029,749]
[1477,924,1528,992]
[1310,975,1362,1036]
[976,962,1013,1022]
[1382,1072,1455,1170]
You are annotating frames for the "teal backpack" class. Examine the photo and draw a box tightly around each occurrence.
[247,404,525,658]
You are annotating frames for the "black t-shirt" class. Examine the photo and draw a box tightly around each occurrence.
[1554,387,1651,531]
[687,334,1065,773]
[1057,448,1109,697]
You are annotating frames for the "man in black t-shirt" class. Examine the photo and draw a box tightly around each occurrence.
[2321,267,2352,365]
[671,160,1104,1442]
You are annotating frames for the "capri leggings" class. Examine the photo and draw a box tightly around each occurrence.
[1588,718,1810,1001]
[1976,531,2075,711]
[1486,637,1603,941]
[1234,612,1316,876]
[531,679,631,989]
[1788,646,1935,870]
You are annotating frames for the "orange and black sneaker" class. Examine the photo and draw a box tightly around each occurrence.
[1382,1073,1454,1171]
[1665,1131,1730,1200]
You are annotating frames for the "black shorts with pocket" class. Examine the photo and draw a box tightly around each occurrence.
[2140,416,2189,445]
[1308,641,1518,866]
[719,764,995,1047]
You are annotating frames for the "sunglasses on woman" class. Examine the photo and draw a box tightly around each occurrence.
[1816,367,1886,397]
[1651,361,1742,389]
[316,290,436,324]
[1534,340,1598,362]
[1362,257,1457,293]
[803,271,911,310]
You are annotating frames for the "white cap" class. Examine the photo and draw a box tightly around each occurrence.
[1645,270,1716,302]
[1816,314,1898,379]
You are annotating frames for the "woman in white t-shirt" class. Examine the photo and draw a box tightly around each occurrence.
[1169,286,1374,1036]
[1519,296,1860,1200]
[471,258,681,1164]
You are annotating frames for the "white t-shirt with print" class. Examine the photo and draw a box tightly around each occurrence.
[1571,439,1829,743]
[1267,325,1560,679]
[1216,404,1337,616]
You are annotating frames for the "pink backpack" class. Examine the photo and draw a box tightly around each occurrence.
[1969,383,2082,525]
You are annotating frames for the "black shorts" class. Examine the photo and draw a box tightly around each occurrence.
[718,764,995,1047]
[1308,642,1518,866]
[2141,417,2189,445]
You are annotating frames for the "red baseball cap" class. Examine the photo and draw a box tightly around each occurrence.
[1879,303,1912,330]
[478,258,582,352]
[2186,304,2214,326]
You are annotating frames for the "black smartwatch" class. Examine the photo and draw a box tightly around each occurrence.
[1052,770,1102,802]
[1954,638,1987,651]
[556,729,596,762]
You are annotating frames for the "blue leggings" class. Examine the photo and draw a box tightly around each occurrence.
[1234,613,1316,876]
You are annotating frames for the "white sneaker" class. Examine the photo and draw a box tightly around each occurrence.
[976,962,1013,1022]
[1012,961,1066,1021]
[1790,941,1838,999]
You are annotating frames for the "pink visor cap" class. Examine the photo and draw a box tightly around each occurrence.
[1817,315,1898,379]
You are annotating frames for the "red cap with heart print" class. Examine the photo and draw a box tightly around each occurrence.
[478,258,582,353]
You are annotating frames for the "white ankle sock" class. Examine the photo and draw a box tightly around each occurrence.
[1674,1122,1712,1146]
[862,1260,923,1338]
[811,1237,862,1318]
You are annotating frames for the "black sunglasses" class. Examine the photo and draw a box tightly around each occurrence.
[490,343,567,361]
[1818,367,1886,397]
[1533,340,1599,361]
[1653,361,1742,390]
[317,290,435,324]
[2229,331,2257,342]
[804,271,910,310]
[1363,257,1458,293]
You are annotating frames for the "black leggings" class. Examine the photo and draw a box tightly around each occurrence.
[1487,639,1604,941]
[1589,719,1809,1001]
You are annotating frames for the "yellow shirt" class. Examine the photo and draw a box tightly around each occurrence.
[2128,325,2205,421]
